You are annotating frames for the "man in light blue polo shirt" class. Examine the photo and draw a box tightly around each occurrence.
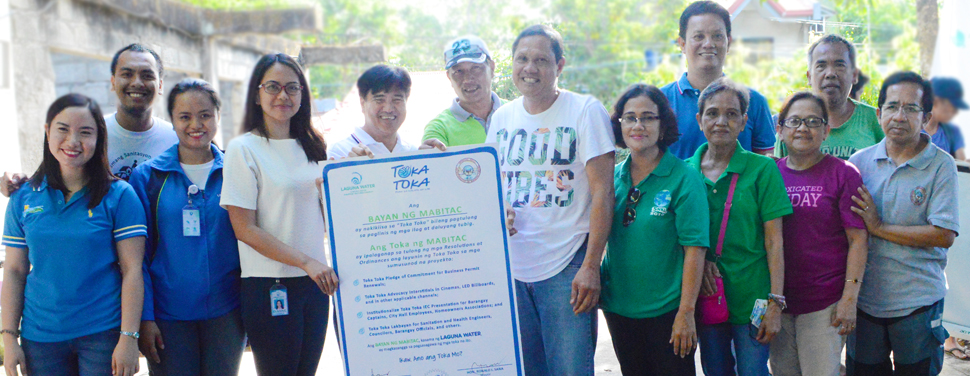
[847,71,959,375]
[661,1,775,159]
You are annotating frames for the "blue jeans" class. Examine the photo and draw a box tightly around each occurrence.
[148,309,247,376]
[698,323,769,376]
[515,243,596,376]
[21,329,116,376]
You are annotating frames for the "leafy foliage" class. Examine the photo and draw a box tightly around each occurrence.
[182,0,922,112]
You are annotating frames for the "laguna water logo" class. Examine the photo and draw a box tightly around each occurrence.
[391,164,430,191]
[341,172,375,196]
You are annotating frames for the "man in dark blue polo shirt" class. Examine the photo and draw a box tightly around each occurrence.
[661,1,775,160]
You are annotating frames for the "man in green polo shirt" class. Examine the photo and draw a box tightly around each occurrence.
[423,35,505,146]
[775,34,883,160]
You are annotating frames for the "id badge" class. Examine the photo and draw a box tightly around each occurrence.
[182,205,201,237]
[750,299,768,327]
[270,283,289,317]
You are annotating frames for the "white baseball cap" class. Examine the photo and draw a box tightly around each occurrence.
[444,35,491,70]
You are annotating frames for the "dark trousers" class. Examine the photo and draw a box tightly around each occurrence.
[603,309,696,376]
[241,276,329,376]
[148,309,246,376]
[847,299,946,376]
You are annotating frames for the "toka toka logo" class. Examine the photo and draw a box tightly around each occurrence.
[351,172,363,185]
[391,164,430,191]
[455,158,481,183]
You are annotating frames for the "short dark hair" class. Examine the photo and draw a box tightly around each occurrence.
[167,78,222,120]
[698,77,749,114]
[611,83,680,151]
[512,24,565,62]
[850,71,870,100]
[878,71,934,114]
[778,91,829,127]
[110,43,164,77]
[356,65,412,99]
[807,34,857,68]
[241,53,327,162]
[31,94,114,208]
[679,1,732,40]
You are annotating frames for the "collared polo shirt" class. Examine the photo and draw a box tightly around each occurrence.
[848,135,959,318]
[2,179,147,342]
[661,73,776,159]
[600,151,710,319]
[327,127,418,159]
[687,141,793,324]
[423,92,505,146]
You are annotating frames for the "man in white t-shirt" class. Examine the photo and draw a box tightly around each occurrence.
[105,43,178,180]
[328,65,443,159]
[485,25,615,376]
[2,43,177,193]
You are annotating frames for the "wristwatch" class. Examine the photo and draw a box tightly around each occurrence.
[120,330,140,339]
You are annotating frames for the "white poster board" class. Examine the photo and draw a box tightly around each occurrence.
[322,145,524,376]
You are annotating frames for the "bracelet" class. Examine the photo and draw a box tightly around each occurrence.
[120,330,140,339]
[768,293,787,311]
[0,329,20,337]
[846,278,862,284]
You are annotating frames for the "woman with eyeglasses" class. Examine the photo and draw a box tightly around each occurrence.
[127,78,246,375]
[599,84,708,375]
[686,78,792,376]
[769,92,868,376]
[221,53,334,376]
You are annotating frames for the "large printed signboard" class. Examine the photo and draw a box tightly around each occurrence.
[322,145,523,376]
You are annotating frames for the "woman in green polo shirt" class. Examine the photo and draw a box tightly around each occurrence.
[600,83,709,375]
[686,78,792,376]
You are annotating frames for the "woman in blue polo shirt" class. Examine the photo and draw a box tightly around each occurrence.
[600,83,709,375]
[128,78,245,375]
[1,93,146,376]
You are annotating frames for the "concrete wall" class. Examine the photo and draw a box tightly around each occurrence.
[9,0,267,173]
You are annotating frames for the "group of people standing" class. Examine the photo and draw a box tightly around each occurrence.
[0,1,964,376]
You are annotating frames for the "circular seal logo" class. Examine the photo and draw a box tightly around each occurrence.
[455,158,481,183]
[911,186,927,206]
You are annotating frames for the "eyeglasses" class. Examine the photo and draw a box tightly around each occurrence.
[620,115,660,126]
[882,103,923,115]
[259,81,302,96]
[622,187,641,227]
[781,116,827,129]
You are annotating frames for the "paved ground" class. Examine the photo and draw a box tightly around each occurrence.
[133,311,970,375]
